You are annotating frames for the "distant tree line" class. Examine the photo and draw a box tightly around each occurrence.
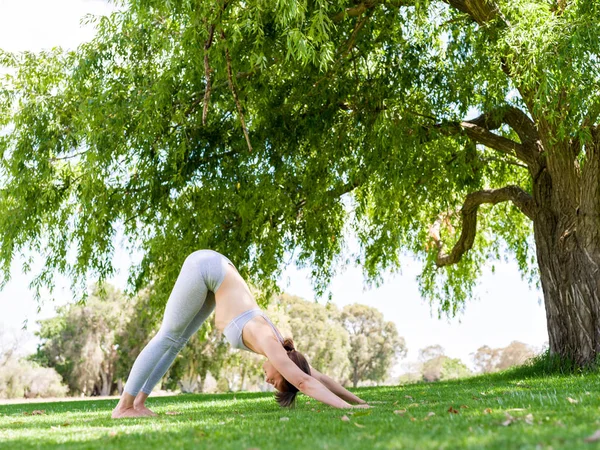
[398,341,538,384]
[0,283,540,399]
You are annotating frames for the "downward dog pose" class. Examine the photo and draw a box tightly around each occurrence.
[112,249,367,418]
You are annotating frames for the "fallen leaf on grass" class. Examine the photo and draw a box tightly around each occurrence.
[280,417,289,422]
[483,408,493,414]
[393,409,407,415]
[165,411,182,415]
[506,408,526,412]
[460,405,469,409]
[447,407,459,414]
[427,412,436,417]
[585,430,600,442]
[567,397,579,404]
[24,410,46,416]
[353,423,365,428]
[352,409,372,417]
[524,414,534,425]
[410,417,417,422]
[341,415,350,422]
[405,395,413,399]
[501,412,516,427]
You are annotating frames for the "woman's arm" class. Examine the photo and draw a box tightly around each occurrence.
[262,338,352,408]
[310,366,366,405]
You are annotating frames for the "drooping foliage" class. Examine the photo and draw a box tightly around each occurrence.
[1,0,599,324]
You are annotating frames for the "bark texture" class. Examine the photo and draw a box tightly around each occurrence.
[431,102,600,364]
[420,0,600,366]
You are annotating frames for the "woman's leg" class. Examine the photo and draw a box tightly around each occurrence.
[139,291,216,395]
[112,251,222,418]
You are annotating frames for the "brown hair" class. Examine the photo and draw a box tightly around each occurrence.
[275,338,311,408]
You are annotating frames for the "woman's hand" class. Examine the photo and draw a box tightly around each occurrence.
[351,403,371,409]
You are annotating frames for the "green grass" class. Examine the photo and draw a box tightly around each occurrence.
[2,371,600,449]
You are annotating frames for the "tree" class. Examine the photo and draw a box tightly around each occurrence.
[2,0,599,365]
[114,288,160,391]
[419,345,446,362]
[418,346,471,382]
[422,355,472,382]
[0,355,68,399]
[34,284,130,396]
[0,327,68,399]
[219,348,265,392]
[472,345,501,374]
[341,304,407,387]
[497,341,537,371]
[277,293,350,381]
[473,341,537,373]
[164,318,229,393]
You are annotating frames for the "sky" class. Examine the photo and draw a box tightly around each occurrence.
[0,0,549,373]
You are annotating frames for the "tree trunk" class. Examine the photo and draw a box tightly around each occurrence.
[99,371,111,397]
[352,367,359,388]
[535,227,600,365]
[198,367,208,393]
[240,368,246,391]
[533,134,600,366]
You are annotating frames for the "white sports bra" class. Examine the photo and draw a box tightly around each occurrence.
[223,308,284,352]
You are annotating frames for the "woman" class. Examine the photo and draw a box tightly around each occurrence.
[112,249,367,418]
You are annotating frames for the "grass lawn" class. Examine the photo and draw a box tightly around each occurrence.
[2,371,600,450]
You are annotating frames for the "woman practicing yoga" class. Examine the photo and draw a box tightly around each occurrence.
[112,249,367,418]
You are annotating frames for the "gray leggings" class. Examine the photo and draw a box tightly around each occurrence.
[123,250,233,396]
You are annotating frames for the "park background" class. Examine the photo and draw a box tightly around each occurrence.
[0,0,548,399]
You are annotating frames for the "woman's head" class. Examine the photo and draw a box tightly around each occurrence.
[262,338,310,407]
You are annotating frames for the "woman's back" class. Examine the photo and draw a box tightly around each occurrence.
[214,262,259,331]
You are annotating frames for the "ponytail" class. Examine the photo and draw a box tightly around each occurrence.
[275,337,311,408]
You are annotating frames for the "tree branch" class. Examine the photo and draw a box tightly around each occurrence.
[202,23,215,125]
[458,121,530,162]
[443,0,499,25]
[332,0,411,22]
[222,30,252,153]
[202,0,230,125]
[423,106,538,166]
[429,185,535,267]
[467,106,539,146]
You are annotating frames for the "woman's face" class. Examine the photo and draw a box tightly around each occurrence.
[262,360,285,392]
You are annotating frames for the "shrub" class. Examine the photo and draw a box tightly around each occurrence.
[0,356,68,399]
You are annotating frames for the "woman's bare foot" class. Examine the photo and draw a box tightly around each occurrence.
[111,406,149,419]
[133,404,157,417]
